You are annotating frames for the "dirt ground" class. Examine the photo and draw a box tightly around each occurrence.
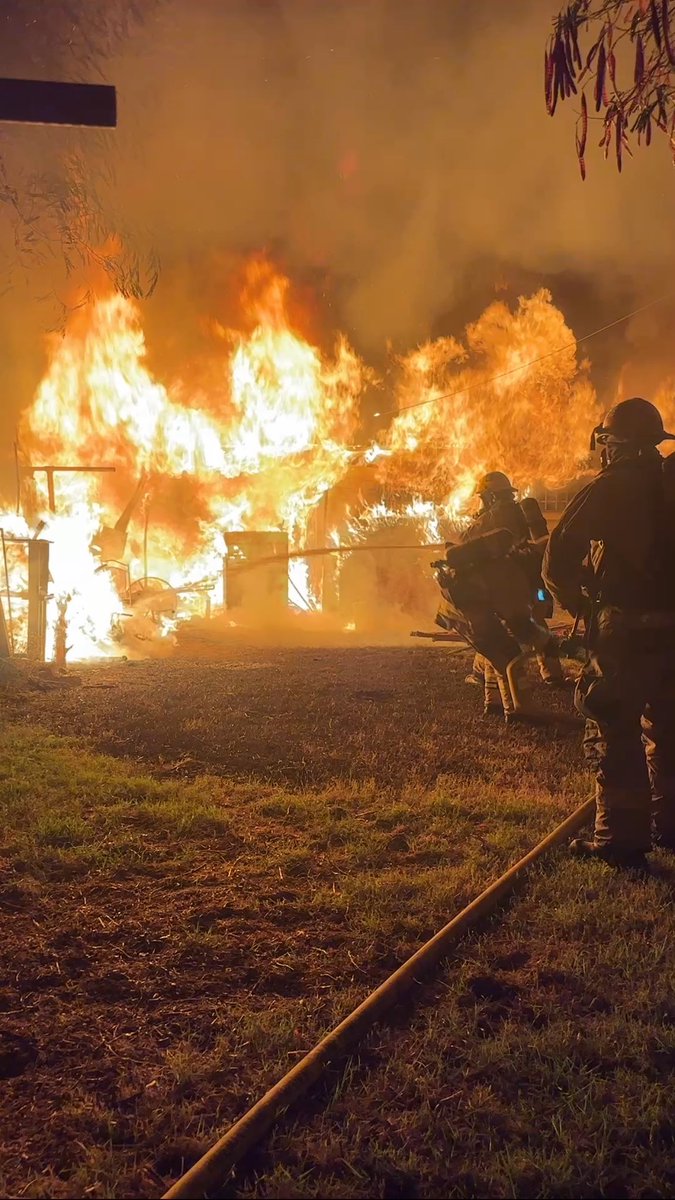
[0,643,585,1198]
[1,638,577,790]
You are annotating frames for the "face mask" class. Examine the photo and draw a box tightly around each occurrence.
[603,441,655,466]
[605,442,625,465]
[597,441,629,468]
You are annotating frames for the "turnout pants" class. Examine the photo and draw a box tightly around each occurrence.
[471,615,561,708]
[536,643,563,685]
[473,653,530,715]
[578,633,675,852]
[531,602,563,684]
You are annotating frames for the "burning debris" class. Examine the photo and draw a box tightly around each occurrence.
[0,253,616,663]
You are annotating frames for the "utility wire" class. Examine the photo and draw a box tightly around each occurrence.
[371,290,675,423]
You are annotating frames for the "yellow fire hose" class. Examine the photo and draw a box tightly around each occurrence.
[162,796,594,1200]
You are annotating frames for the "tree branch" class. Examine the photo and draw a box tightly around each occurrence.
[546,0,675,173]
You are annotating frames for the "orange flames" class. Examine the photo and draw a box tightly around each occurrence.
[1,258,607,659]
[8,256,369,656]
[375,290,599,517]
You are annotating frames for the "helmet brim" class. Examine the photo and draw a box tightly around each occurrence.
[595,428,675,445]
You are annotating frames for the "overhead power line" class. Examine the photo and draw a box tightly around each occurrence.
[372,290,675,423]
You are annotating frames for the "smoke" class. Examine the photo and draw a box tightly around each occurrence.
[1,0,674,484]
[112,0,673,340]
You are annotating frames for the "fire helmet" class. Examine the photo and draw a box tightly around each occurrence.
[594,398,675,446]
[475,471,515,497]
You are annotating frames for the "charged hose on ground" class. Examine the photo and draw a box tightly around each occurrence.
[162,797,594,1200]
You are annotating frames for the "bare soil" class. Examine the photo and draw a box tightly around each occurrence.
[2,639,577,789]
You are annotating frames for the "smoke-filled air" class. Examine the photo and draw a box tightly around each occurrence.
[1,0,674,658]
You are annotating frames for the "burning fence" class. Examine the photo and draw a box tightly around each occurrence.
[0,254,609,661]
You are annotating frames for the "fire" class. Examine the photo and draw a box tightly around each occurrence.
[376,289,599,517]
[0,262,612,659]
[5,256,369,657]
[216,258,368,535]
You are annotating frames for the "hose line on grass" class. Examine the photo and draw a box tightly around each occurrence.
[161,797,594,1200]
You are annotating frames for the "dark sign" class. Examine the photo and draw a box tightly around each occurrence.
[0,78,117,127]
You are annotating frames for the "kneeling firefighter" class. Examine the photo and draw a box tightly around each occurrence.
[543,397,675,868]
[462,471,564,709]
[434,526,557,723]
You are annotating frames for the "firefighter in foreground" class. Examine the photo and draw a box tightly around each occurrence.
[543,397,675,868]
[463,471,564,712]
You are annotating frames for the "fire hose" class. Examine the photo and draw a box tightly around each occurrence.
[225,542,446,573]
[161,797,594,1200]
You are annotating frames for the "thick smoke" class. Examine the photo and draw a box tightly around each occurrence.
[1,0,674,492]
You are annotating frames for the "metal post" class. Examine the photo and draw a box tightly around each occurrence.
[14,439,20,516]
[320,490,335,611]
[46,468,56,514]
[0,598,10,659]
[27,539,49,661]
[0,530,15,654]
[143,499,149,588]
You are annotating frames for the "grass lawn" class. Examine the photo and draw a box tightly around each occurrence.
[240,853,675,1200]
[0,646,672,1198]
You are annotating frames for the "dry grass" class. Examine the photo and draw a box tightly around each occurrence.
[237,853,675,1199]
[0,646,669,1198]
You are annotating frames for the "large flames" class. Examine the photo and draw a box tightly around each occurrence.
[1,256,604,659]
[376,290,597,516]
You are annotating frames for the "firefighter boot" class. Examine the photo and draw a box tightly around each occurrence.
[569,839,649,871]
[537,640,571,689]
[571,781,651,870]
[653,823,675,854]
[466,653,485,686]
[651,786,675,852]
[653,797,675,852]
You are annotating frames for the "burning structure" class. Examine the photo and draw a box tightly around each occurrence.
[1,252,631,662]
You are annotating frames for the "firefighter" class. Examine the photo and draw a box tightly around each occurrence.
[462,472,530,543]
[463,471,564,706]
[543,397,675,868]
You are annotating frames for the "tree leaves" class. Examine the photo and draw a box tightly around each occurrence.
[594,40,607,110]
[663,0,675,64]
[635,35,645,86]
[651,0,663,49]
[575,92,589,175]
[547,0,675,175]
